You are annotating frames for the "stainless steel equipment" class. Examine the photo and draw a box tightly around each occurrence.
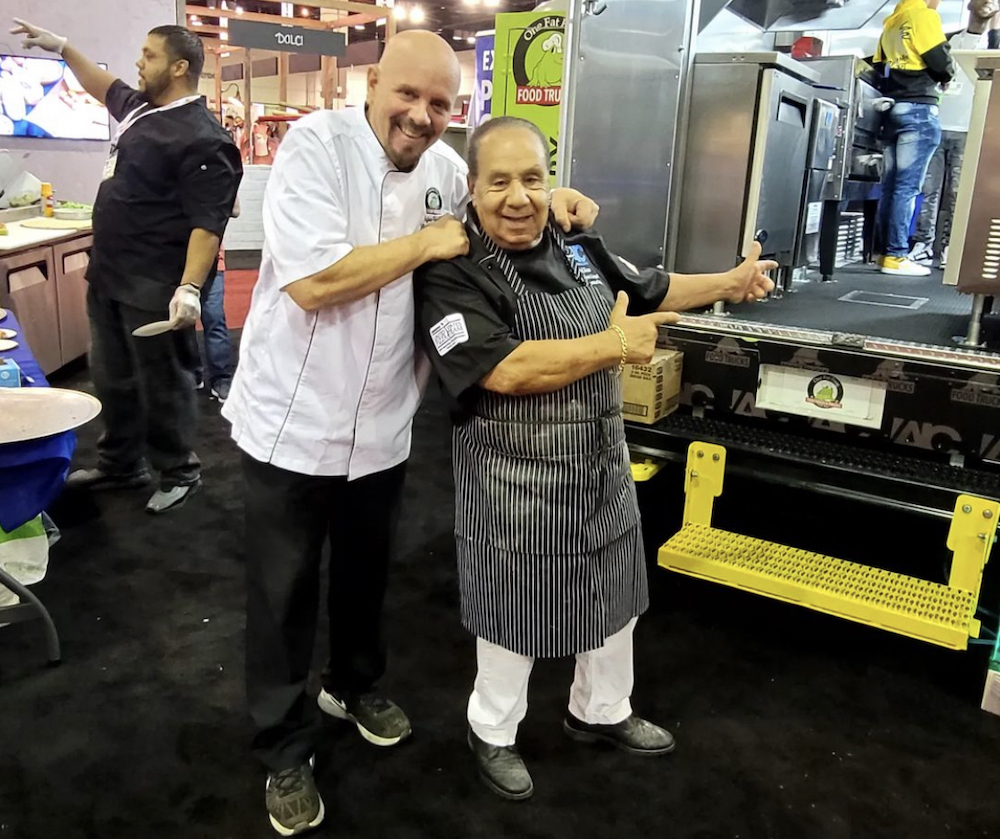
[727,0,894,31]
[803,56,884,202]
[673,52,817,275]
[558,0,697,269]
[802,56,884,281]
[793,97,839,270]
[945,52,1000,346]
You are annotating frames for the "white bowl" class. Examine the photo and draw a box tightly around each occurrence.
[53,207,92,220]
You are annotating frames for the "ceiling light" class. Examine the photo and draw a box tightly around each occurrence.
[452,33,461,39]
[235,5,244,13]
[466,36,475,43]
[220,31,229,39]
[355,24,366,29]
[221,51,231,57]
[301,7,311,16]
[376,17,387,25]
[484,0,499,7]
[409,5,425,23]
[190,15,201,24]
[462,0,478,6]
[393,4,407,18]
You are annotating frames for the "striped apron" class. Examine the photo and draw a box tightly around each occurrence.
[454,222,649,659]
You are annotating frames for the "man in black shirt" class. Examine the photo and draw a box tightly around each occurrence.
[12,19,242,513]
[414,116,775,801]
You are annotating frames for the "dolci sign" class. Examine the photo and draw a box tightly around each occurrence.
[228,19,346,56]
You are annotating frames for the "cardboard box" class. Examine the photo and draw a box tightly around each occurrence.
[0,357,21,387]
[621,349,682,425]
[982,663,1000,717]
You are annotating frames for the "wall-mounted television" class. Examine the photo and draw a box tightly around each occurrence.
[0,55,111,141]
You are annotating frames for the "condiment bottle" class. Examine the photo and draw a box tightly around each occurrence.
[40,182,54,217]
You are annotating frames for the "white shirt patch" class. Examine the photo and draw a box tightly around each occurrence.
[430,313,470,357]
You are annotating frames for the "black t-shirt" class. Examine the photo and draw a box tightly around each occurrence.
[87,80,243,311]
[413,222,670,414]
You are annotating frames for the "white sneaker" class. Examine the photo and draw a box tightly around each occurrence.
[881,256,931,277]
[939,245,949,268]
[908,242,933,265]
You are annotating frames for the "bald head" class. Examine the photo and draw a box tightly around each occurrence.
[379,30,461,83]
[365,32,461,170]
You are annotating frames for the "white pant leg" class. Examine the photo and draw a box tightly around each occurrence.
[467,637,535,747]
[567,617,637,726]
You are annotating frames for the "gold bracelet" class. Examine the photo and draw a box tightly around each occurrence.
[609,325,628,376]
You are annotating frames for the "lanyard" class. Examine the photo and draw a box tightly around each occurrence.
[110,94,201,150]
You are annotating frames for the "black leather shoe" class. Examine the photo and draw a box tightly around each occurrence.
[467,728,533,800]
[563,713,675,756]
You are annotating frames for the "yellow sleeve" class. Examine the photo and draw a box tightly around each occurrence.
[910,8,947,55]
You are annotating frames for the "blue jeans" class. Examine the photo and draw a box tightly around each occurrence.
[877,102,941,257]
[199,270,234,389]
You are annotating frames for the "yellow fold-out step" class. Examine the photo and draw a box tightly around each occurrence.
[657,442,998,650]
[660,523,979,649]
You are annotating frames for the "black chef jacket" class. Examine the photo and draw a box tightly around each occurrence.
[414,219,671,416]
[87,80,242,311]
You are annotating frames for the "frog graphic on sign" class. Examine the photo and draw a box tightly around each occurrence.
[805,374,844,409]
[511,15,564,107]
[814,383,836,402]
[528,33,563,87]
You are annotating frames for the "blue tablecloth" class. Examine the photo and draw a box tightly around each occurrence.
[0,310,77,532]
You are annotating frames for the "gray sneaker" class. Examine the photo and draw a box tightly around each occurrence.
[66,467,152,491]
[265,760,325,836]
[563,713,676,756]
[144,480,202,514]
[317,689,412,746]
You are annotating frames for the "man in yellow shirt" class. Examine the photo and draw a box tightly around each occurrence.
[873,0,955,276]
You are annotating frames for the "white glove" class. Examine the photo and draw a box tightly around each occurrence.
[10,18,68,54]
[168,284,202,330]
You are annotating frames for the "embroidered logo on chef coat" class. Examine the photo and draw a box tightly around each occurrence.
[424,187,444,224]
[430,313,470,356]
[566,244,602,285]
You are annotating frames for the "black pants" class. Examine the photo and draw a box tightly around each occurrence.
[243,453,407,771]
[87,284,201,489]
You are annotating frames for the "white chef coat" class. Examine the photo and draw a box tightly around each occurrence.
[222,107,469,479]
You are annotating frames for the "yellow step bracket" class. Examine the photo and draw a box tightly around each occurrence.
[657,442,999,650]
[630,457,666,483]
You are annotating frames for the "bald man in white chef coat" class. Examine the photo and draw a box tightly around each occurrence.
[222,31,599,836]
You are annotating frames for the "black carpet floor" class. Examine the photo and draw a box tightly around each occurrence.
[3,353,1000,839]
[726,263,1000,349]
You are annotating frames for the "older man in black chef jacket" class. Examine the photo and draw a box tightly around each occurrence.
[11,18,242,513]
[415,116,776,801]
